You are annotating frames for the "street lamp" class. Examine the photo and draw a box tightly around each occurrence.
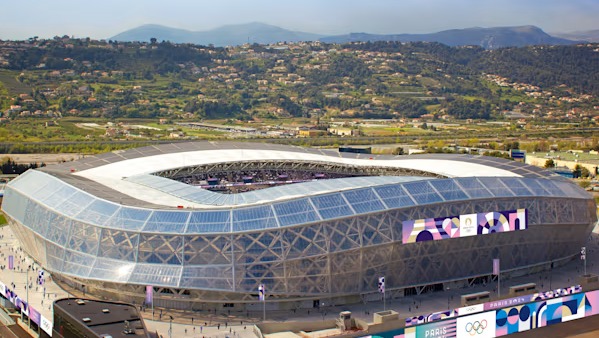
[549,261,554,290]
[168,316,173,338]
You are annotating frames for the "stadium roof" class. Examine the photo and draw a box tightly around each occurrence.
[34,141,563,209]
[5,142,587,234]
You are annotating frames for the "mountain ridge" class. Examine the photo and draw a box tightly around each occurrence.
[551,29,599,43]
[111,22,323,46]
[320,25,578,49]
[110,23,581,49]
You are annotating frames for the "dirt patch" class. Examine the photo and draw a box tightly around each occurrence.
[0,153,84,164]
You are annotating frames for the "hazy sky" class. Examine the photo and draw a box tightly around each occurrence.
[1,0,598,40]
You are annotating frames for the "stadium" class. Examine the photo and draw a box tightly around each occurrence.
[1,142,596,311]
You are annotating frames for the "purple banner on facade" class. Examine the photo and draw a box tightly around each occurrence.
[484,285,582,311]
[402,209,527,244]
[405,318,457,338]
[406,309,459,327]
[29,306,41,325]
[408,285,582,328]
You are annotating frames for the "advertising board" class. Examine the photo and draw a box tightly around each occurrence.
[402,209,527,244]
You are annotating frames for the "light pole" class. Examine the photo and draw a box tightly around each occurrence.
[582,246,587,276]
[168,316,173,338]
[549,261,553,290]
[259,284,266,321]
[378,276,386,311]
[26,268,30,327]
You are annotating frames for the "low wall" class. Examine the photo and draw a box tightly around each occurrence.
[257,320,337,335]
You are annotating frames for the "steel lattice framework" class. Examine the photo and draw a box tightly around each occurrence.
[153,160,445,180]
[1,142,596,311]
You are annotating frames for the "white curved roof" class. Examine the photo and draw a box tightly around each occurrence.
[73,149,520,208]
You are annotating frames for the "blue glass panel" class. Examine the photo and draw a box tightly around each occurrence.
[180,266,233,290]
[143,211,189,233]
[429,180,469,201]
[6,171,45,195]
[522,179,552,196]
[63,250,95,277]
[39,184,77,209]
[56,191,95,217]
[454,178,493,199]
[343,188,385,214]
[552,180,587,198]
[76,199,119,225]
[89,259,135,283]
[273,199,320,227]
[310,194,353,220]
[98,229,139,262]
[45,213,71,246]
[138,234,183,265]
[67,220,101,254]
[2,189,28,223]
[187,211,231,233]
[232,205,278,231]
[500,178,533,196]
[374,185,415,208]
[108,207,152,231]
[402,181,443,204]
[477,177,515,197]
[18,172,65,199]
[129,264,181,287]
[541,180,566,196]
[45,241,65,272]
[23,201,53,234]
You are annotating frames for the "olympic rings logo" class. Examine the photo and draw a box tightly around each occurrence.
[465,319,487,335]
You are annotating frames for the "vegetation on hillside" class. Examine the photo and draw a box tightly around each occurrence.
[0,38,597,152]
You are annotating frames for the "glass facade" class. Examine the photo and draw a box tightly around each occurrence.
[2,151,597,305]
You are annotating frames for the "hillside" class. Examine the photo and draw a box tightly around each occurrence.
[0,38,597,126]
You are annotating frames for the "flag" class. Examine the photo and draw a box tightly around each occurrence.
[8,255,13,270]
[258,284,265,301]
[581,247,586,261]
[493,258,500,275]
[378,276,385,293]
[145,285,153,306]
[37,270,45,285]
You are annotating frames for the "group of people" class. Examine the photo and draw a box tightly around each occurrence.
[178,169,353,194]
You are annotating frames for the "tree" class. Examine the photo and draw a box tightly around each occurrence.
[572,164,589,178]
[504,141,520,151]
[581,166,591,178]
[544,159,555,168]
